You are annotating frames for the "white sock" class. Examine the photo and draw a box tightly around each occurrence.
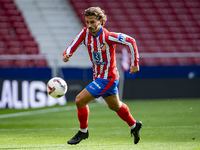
[130,123,136,129]
[79,128,88,133]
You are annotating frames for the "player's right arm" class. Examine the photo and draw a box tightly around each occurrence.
[63,54,72,62]
[62,28,86,62]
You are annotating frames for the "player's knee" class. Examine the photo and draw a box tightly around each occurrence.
[75,95,85,108]
[108,105,120,111]
[75,95,82,107]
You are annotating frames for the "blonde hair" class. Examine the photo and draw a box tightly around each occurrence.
[84,7,107,26]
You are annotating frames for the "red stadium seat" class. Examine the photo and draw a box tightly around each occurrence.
[69,0,200,66]
[158,58,177,66]
[0,15,9,23]
[1,35,18,42]
[15,28,30,35]
[0,22,11,29]
[0,41,6,47]
[9,15,24,23]
[9,47,24,54]
[13,21,28,30]
[7,40,22,48]
[139,58,160,66]
[0,0,14,4]
[25,47,39,54]
[22,41,38,48]
[0,0,47,68]
[15,59,33,67]
[2,3,17,10]
[18,34,35,42]
[0,28,11,35]
[193,58,200,65]
[176,57,195,66]
[33,59,48,67]
[0,60,14,67]
[5,9,22,17]
[0,47,8,54]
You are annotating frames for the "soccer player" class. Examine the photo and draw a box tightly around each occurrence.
[63,7,142,145]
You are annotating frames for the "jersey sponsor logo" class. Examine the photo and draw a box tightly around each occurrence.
[118,34,126,43]
[92,51,107,65]
[93,52,101,61]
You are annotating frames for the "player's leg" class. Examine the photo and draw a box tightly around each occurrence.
[75,88,95,131]
[104,94,143,144]
[75,88,95,108]
[104,94,136,126]
[68,88,95,145]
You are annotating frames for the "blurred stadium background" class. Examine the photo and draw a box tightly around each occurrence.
[0,0,200,109]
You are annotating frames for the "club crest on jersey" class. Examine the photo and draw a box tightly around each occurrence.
[100,43,106,50]
[118,34,126,43]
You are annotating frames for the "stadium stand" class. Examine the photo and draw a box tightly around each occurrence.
[69,0,200,66]
[1,0,199,68]
[0,0,48,67]
[14,0,91,68]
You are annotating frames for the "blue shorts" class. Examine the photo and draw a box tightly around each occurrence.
[86,78,119,99]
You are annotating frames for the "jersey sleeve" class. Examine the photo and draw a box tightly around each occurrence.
[108,32,139,66]
[63,28,86,56]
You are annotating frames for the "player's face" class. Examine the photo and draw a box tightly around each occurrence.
[85,15,102,36]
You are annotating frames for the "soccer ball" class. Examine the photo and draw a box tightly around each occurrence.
[47,77,67,98]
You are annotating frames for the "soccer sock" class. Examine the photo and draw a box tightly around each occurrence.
[116,103,136,127]
[79,128,88,133]
[130,123,136,129]
[77,105,89,130]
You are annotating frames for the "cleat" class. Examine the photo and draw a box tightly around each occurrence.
[67,130,89,145]
[131,121,143,144]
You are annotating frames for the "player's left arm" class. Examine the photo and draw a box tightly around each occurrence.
[129,65,139,74]
[108,32,139,74]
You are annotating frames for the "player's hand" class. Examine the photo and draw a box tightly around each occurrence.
[63,54,72,62]
[129,65,139,74]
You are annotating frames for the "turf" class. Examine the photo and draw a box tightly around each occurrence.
[0,99,200,150]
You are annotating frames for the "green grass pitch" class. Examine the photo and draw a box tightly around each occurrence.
[0,99,200,150]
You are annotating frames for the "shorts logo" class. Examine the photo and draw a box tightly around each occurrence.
[89,85,95,90]
[93,81,101,89]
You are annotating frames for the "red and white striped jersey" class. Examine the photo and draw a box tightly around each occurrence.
[63,26,139,81]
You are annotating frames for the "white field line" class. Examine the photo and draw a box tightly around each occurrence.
[0,127,91,131]
[0,103,100,119]
[0,106,76,119]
